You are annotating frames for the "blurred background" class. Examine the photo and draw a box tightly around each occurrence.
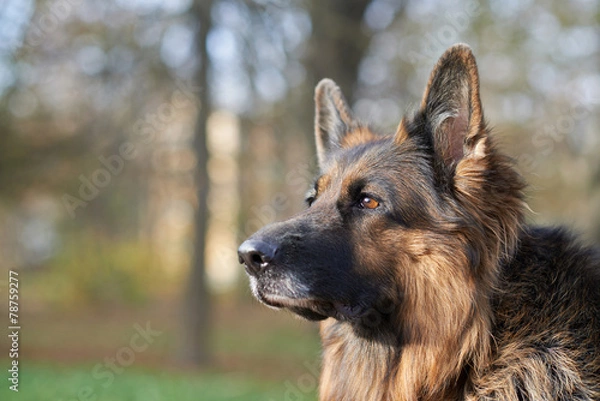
[0,0,598,400]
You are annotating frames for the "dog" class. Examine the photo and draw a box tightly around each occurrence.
[238,44,600,401]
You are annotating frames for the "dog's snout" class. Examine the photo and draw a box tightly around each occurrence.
[238,240,277,276]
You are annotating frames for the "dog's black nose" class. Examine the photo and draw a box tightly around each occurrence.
[238,240,277,276]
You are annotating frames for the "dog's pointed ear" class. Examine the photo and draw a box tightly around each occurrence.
[314,79,355,169]
[419,44,487,170]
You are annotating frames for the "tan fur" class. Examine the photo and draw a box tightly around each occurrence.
[341,125,379,148]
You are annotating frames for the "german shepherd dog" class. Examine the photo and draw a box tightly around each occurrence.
[238,44,600,401]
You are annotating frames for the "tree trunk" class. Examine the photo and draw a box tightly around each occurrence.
[182,0,212,366]
[306,0,372,98]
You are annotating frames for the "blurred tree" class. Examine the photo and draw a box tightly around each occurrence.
[183,0,213,366]
[0,0,597,376]
[306,0,373,97]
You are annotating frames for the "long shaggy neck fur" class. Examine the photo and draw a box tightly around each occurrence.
[319,134,525,401]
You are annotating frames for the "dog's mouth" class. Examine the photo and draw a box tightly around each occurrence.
[242,263,375,322]
[258,292,370,322]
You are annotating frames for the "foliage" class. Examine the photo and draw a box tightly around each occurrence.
[35,234,162,308]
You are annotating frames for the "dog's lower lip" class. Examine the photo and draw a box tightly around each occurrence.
[260,294,367,320]
[261,294,314,309]
[260,293,333,312]
[260,295,284,308]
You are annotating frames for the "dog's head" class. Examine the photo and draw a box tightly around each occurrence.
[238,44,524,333]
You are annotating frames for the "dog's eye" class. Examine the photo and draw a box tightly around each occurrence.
[359,196,379,210]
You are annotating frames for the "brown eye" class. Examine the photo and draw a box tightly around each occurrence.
[360,196,379,209]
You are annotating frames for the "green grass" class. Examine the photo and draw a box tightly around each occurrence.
[0,362,318,401]
[0,283,322,401]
